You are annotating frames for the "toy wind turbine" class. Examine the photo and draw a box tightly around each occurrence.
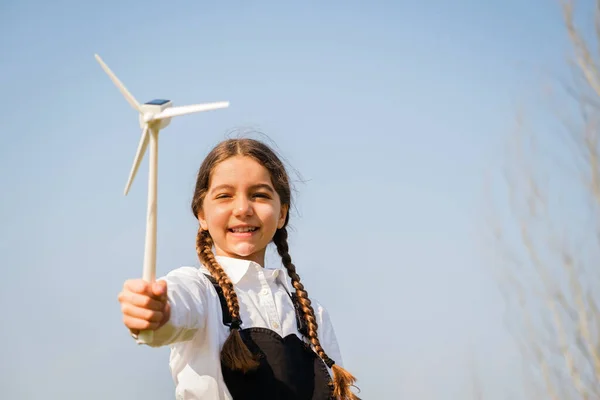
[95,54,229,343]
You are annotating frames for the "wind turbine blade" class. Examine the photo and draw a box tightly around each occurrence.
[124,125,150,195]
[95,54,141,113]
[151,101,229,120]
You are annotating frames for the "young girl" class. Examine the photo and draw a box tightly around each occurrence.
[118,138,360,400]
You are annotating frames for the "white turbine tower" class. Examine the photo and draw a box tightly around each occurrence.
[95,54,229,343]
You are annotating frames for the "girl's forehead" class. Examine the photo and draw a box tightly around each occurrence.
[210,156,272,184]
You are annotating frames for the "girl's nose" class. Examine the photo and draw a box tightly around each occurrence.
[232,196,253,217]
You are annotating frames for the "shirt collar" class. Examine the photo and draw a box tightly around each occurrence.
[210,256,294,293]
[273,265,294,294]
[214,256,257,284]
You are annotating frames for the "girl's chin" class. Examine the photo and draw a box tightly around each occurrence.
[228,244,265,260]
[231,245,257,256]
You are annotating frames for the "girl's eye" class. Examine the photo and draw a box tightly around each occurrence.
[253,193,270,198]
[215,194,231,199]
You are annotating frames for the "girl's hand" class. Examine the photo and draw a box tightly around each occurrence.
[118,279,171,335]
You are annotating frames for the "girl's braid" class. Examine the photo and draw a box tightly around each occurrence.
[196,228,259,372]
[273,227,360,400]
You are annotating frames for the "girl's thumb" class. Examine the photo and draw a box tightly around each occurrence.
[152,280,167,298]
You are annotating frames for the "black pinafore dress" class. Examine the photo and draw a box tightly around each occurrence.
[204,275,334,400]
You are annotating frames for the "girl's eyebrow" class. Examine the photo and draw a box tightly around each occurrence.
[209,183,275,194]
[251,184,275,193]
[210,184,234,193]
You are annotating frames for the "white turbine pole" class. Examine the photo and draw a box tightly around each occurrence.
[144,126,159,283]
[138,126,159,343]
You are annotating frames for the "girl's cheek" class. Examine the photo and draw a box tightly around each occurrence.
[211,205,230,218]
[255,203,276,215]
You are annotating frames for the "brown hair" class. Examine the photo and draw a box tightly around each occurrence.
[190,138,359,399]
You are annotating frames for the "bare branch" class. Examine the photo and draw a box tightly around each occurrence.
[562,0,600,99]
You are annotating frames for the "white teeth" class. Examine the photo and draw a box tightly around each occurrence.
[231,227,257,233]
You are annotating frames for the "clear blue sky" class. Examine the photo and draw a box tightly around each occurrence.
[0,0,581,398]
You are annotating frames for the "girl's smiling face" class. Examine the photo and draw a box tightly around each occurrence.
[197,155,288,266]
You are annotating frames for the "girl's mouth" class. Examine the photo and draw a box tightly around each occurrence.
[229,226,258,233]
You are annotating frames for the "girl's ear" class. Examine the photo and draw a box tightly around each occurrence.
[198,210,208,231]
[278,204,289,229]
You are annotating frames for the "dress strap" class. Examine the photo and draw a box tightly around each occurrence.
[203,274,233,326]
[203,273,308,336]
[287,290,309,337]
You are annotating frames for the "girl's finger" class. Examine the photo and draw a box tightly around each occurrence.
[119,291,164,311]
[122,315,161,331]
[121,303,164,322]
[123,279,152,295]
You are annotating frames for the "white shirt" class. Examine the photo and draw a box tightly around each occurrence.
[136,256,344,400]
